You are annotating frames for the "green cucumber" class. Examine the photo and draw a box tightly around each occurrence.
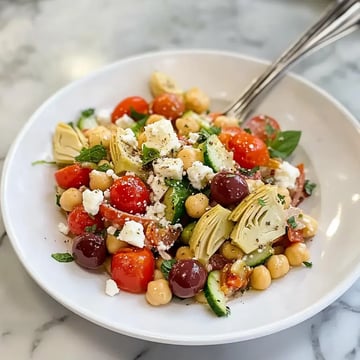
[204,270,230,317]
[77,114,98,130]
[243,244,274,267]
[203,134,233,172]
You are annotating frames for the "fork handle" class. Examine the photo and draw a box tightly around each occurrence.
[226,0,360,120]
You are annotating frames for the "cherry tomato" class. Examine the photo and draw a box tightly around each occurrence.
[54,164,91,189]
[150,93,185,120]
[244,115,281,142]
[111,96,149,123]
[287,227,304,243]
[67,205,104,236]
[111,247,155,293]
[228,131,270,169]
[218,126,244,149]
[109,175,150,214]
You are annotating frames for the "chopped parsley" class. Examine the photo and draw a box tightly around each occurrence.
[51,253,74,263]
[287,216,298,229]
[304,180,316,196]
[75,145,107,163]
[277,193,286,205]
[258,198,266,207]
[303,261,313,268]
[239,166,260,177]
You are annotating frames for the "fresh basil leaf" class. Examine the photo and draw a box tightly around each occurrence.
[239,166,260,177]
[287,216,297,229]
[267,130,301,159]
[277,193,286,205]
[51,253,74,263]
[81,108,95,117]
[131,116,148,137]
[31,160,56,166]
[161,259,177,279]
[97,163,112,172]
[75,145,107,163]
[141,145,160,165]
[130,107,148,121]
[304,180,316,196]
[303,261,313,268]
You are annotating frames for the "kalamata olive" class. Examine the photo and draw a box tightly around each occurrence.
[210,172,249,207]
[209,254,230,271]
[168,259,207,298]
[72,233,107,269]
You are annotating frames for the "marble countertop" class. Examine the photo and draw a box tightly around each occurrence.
[1,0,359,359]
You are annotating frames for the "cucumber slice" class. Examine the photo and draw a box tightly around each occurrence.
[77,114,98,130]
[204,270,230,317]
[243,244,274,267]
[203,134,233,172]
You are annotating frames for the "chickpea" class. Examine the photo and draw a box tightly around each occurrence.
[137,132,147,149]
[219,241,244,260]
[155,257,164,270]
[185,193,209,218]
[59,188,82,212]
[301,214,318,238]
[194,290,207,304]
[250,265,272,290]
[175,246,194,260]
[213,115,238,128]
[175,116,200,136]
[285,242,310,266]
[106,234,128,254]
[146,114,164,125]
[89,170,113,191]
[266,255,290,279]
[145,279,172,306]
[177,147,203,170]
[149,71,183,98]
[154,269,164,280]
[87,126,112,148]
[184,87,210,114]
[277,187,291,209]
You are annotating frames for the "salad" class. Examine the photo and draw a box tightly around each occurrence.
[49,71,318,317]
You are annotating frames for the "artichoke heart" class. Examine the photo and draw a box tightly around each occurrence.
[189,204,234,264]
[230,184,286,254]
[109,127,146,178]
[53,122,88,164]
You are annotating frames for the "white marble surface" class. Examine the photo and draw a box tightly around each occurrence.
[1,0,360,359]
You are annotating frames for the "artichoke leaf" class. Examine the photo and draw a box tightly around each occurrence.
[189,204,234,264]
[230,184,286,254]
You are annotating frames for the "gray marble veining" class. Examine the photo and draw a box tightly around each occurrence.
[0,0,360,359]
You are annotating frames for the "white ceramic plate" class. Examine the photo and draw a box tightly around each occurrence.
[2,50,360,345]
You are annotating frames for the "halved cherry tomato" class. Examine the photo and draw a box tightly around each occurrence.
[67,205,104,235]
[218,126,244,149]
[54,164,91,189]
[111,247,155,293]
[109,175,150,214]
[287,227,304,243]
[228,131,270,169]
[111,96,149,123]
[150,93,185,120]
[243,115,281,142]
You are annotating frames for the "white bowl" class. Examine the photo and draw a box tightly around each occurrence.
[2,50,360,345]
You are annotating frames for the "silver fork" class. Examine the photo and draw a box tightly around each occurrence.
[224,0,360,121]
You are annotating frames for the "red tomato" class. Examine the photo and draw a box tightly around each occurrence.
[290,163,306,207]
[111,247,155,293]
[111,96,149,123]
[244,115,281,142]
[228,131,270,169]
[109,175,150,214]
[54,164,91,189]
[150,93,185,120]
[67,205,104,235]
[287,227,304,243]
[218,126,244,149]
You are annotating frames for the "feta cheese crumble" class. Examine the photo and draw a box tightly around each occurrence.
[119,221,145,248]
[115,114,136,129]
[147,174,168,201]
[188,132,200,144]
[58,222,69,235]
[107,226,118,235]
[153,158,184,180]
[146,201,166,221]
[274,161,300,190]
[119,128,138,148]
[96,108,112,123]
[82,189,104,215]
[187,161,214,190]
[105,279,119,296]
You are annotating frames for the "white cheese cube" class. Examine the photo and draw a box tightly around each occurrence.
[96,108,112,123]
[115,114,136,129]
[188,132,201,144]
[187,161,214,190]
[119,221,145,248]
[147,174,168,201]
[146,201,166,221]
[119,128,138,148]
[153,158,183,180]
[82,189,104,215]
[274,161,300,190]
[58,222,69,235]
[105,279,119,296]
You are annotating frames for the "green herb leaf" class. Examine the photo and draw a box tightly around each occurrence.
[239,166,260,177]
[130,107,148,121]
[277,193,286,205]
[141,145,160,165]
[267,130,301,159]
[303,261,313,268]
[97,163,112,172]
[56,194,61,207]
[287,216,297,229]
[161,259,177,279]
[81,108,95,117]
[75,145,107,163]
[31,160,56,166]
[85,224,97,233]
[304,180,316,196]
[51,253,74,263]
[243,128,252,134]
[258,198,266,207]
[131,116,148,137]
[114,229,121,237]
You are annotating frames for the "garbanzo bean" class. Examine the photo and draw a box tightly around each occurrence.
[106,234,128,254]
[146,279,172,306]
[137,132,147,149]
[219,241,244,260]
[285,242,310,266]
[155,257,164,270]
[266,255,290,279]
[87,126,112,148]
[153,269,164,280]
[177,147,203,170]
[175,116,200,136]
[59,187,82,212]
[185,193,209,218]
[89,170,113,191]
[301,214,318,238]
[146,114,164,125]
[175,246,194,260]
[250,265,271,290]
[213,115,238,128]
[184,87,210,114]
